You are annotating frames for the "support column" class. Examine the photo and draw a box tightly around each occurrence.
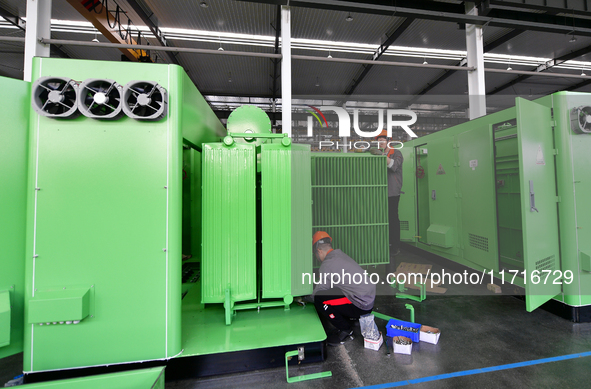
[281,6,291,136]
[465,2,486,119]
[24,0,52,82]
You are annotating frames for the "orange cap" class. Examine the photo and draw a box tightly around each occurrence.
[375,129,389,140]
[312,231,332,246]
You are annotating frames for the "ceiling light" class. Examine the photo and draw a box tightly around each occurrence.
[422,57,428,65]
[218,46,224,51]
[394,81,398,91]
[200,1,209,8]
[327,49,332,59]
[570,35,577,43]
[92,28,99,43]
[582,70,587,76]
[228,72,232,83]
[315,77,320,87]
[345,13,353,22]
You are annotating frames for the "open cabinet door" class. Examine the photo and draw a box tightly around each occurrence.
[516,98,562,312]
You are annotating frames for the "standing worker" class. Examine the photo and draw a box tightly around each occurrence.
[370,130,404,272]
[309,231,376,346]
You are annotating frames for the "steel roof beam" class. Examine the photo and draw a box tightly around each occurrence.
[409,29,524,104]
[489,43,591,95]
[344,17,413,96]
[125,0,180,65]
[0,5,26,29]
[240,0,591,37]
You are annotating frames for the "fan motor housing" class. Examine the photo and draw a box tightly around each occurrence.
[122,81,168,120]
[77,79,123,119]
[571,106,591,134]
[31,77,79,118]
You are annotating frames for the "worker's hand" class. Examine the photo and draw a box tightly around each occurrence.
[386,157,392,165]
[369,148,382,156]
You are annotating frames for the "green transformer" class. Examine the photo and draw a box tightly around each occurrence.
[9,58,324,379]
[400,93,591,319]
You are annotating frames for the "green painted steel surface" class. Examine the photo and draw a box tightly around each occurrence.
[0,291,10,347]
[515,98,561,311]
[0,76,29,358]
[226,105,272,147]
[398,146,416,243]
[311,154,389,266]
[18,366,165,388]
[557,94,591,307]
[27,288,90,324]
[260,142,313,298]
[201,142,257,303]
[261,142,292,299]
[180,280,325,356]
[425,137,459,256]
[22,57,227,371]
[291,145,313,296]
[180,71,226,149]
[457,125,498,271]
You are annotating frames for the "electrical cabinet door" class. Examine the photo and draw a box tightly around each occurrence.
[516,98,562,312]
[399,145,416,243]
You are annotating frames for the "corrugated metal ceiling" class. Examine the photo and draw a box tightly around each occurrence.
[1,0,591,110]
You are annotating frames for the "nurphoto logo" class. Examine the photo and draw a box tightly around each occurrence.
[305,106,418,150]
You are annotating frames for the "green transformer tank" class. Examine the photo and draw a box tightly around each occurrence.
[399,93,591,319]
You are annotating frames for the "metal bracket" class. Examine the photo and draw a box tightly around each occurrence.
[285,350,332,383]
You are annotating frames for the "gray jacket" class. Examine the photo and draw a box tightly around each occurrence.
[386,149,403,197]
[312,249,376,311]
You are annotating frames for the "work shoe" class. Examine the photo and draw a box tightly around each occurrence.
[327,329,354,346]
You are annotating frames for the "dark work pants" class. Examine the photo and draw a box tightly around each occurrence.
[313,289,372,332]
[388,195,401,256]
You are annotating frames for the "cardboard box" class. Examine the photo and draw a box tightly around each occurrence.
[392,336,412,355]
[419,325,441,345]
[364,333,383,351]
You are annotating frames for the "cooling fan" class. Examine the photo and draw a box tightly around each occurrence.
[122,81,168,120]
[77,79,123,119]
[571,106,591,134]
[31,77,79,118]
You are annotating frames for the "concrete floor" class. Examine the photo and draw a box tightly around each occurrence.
[3,247,591,388]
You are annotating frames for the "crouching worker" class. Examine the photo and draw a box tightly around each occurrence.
[309,231,376,346]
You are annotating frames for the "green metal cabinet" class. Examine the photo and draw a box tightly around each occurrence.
[23,57,224,372]
[402,92,591,316]
[0,76,29,358]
